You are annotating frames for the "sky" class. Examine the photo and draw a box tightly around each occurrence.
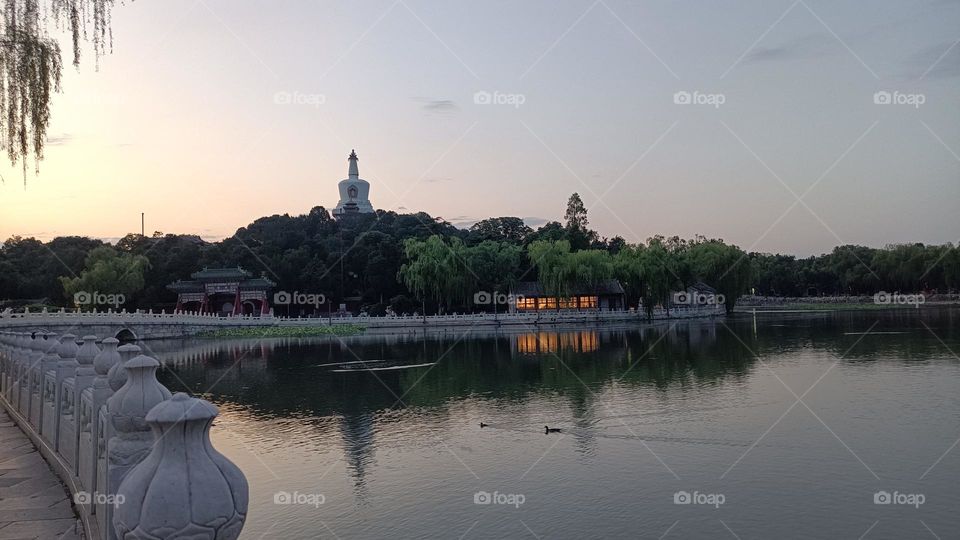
[0,0,957,256]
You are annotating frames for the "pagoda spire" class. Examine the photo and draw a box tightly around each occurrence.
[348,149,359,178]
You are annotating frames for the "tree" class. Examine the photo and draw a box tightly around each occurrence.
[1,0,123,182]
[526,221,565,244]
[468,217,532,244]
[615,242,677,318]
[58,246,150,310]
[563,192,598,250]
[398,235,474,313]
[687,239,751,314]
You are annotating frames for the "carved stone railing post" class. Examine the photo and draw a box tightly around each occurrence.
[109,344,140,393]
[102,354,172,540]
[11,332,26,409]
[114,393,248,539]
[56,334,80,466]
[18,332,37,419]
[39,333,60,444]
[29,332,54,429]
[84,337,118,505]
[0,332,9,396]
[73,335,99,488]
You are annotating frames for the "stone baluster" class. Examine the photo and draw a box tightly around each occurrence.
[114,393,248,540]
[28,332,53,429]
[3,332,14,401]
[0,332,10,396]
[101,354,172,540]
[108,344,140,393]
[3,331,16,399]
[93,338,120,531]
[16,332,35,417]
[10,332,25,407]
[39,333,59,441]
[56,335,80,465]
[72,336,99,483]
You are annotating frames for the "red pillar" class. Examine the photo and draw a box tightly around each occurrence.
[233,288,241,316]
[260,294,269,316]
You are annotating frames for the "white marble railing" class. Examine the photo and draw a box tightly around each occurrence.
[1,305,721,326]
[0,331,248,540]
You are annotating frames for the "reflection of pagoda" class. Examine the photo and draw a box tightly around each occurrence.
[167,267,275,316]
[339,412,376,500]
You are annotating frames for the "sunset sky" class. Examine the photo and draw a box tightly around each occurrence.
[0,0,957,256]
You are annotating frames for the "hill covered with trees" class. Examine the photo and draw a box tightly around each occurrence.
[1,194,957,315]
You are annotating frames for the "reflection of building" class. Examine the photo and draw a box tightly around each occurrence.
[515,331,600,354]
[332,150,375,217]
[510,280,625,311]
[167,267,275,316]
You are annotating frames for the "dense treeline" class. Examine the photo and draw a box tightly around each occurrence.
[1,194,957,315]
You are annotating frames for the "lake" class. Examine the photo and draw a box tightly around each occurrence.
[146,308,960,539]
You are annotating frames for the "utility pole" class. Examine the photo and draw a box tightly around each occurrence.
[141,213,145,236]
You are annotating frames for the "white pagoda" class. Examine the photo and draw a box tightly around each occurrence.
[332,150,375,217]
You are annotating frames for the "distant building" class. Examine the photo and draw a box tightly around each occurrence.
[332,149,375,217]
[671,281,720,308]
[509,280,626,312]
[167,267,275,316]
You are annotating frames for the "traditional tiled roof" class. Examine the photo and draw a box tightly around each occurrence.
[687,282,717,294]
[166,280,204,293]
[511,279,625,297]
[239,277,276,289]
[189,267,252,281]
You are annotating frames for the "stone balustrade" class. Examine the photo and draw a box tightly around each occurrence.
[0,305,724,341]
[0,330,249,540]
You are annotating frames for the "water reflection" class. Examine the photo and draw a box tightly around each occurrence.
[147,309,960,420]
[139,309,960,538]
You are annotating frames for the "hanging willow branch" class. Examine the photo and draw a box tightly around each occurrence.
[0,0,120,185]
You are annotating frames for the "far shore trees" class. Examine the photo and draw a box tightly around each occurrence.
[58,246,150,310]
[1,194,957,315]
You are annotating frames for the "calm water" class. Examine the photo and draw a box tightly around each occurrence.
[146,309,960,539]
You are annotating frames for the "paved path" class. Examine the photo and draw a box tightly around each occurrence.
[0,408,81,540]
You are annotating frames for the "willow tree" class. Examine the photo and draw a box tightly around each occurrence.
[1,0,121,183]
[528,239,613,306]
[398,235,474,314]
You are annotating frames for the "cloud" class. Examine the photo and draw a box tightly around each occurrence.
[423,177,453,183]
[46,133,73,146]
[743,33,836,64]
[448,216,477,228]
[522,216,549,227]
[415,97,459,115]
[907,41,960,79]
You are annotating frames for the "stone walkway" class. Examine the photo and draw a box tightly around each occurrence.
[0,407,82,539]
